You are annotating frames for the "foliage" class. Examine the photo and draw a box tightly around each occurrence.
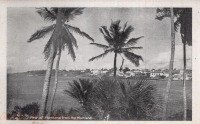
[156,8,192,45]
[8,102,40,120]
[119,78,163,120]
[65,77,163,120]
[89,20,143,77]
[51,108,68,117]
[64,79,94,106]
[28,8,94,60]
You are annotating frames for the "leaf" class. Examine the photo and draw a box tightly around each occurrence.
[89,49,113,61]
[27,24,55,42]
[65,24,94,42]
[121,25,134,42]
[36,8,57,22]
[90,43,110,50]
[64,25,78,49]
[124,36,144,47]
[122,46,143,52]
[123,52,143,67]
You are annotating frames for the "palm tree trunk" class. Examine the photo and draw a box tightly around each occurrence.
[162,8,175,120]
[39,43,55,117]
[47,50,61,117]
[183,40,187,120]
[39,8,64,118]
[113,53,117,77]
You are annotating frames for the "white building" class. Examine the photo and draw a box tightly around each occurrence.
[91,69,100,75]
[124,71,135,78]
[150,70,164,77]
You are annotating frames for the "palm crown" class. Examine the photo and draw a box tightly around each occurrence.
[28,8,94,60]
[156,8,192,45]
[89,20,143,70]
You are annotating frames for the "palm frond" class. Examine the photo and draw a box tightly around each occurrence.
[64,80,82,101]
[109,20,121,38]
[63,35,76,61]
[44,7,56,18]
[89,49,113,61]
[155,8,170,21]
[123,52,143,66]
[43,37,52,60]
[90,43,110,50]
[122,22,128,32]
[63,8,84,21]
[70,8,84,16]
[27,24,55,42]
[65,24,94,42]
[99,28,114,45]
[49,8,58,15]
[122,46,143,52]
[64,79,93,105]
[121,25,134,42]
[36,8,57,22]
[64,25,78,49]
[174,17,181,32]
[101,26,112,39]
[119,78,163,120]
[124,36,144,47]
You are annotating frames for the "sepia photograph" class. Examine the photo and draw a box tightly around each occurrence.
[6,7,193,121]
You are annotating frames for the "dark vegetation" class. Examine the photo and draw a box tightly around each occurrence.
[7,77,192,120]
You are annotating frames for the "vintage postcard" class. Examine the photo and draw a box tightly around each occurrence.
[0,0,200,124]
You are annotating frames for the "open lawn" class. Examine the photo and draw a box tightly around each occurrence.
[7,74,192,119]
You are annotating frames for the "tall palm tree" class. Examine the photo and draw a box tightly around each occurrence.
[89,20,143,77]
[156,8,192,120]
[27,8,94,117]
[175,8,192,120]
[156,8,175,120]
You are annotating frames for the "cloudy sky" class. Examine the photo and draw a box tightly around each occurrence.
[7,8,192,73]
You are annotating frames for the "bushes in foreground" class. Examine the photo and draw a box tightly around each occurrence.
[8,102,39,120]
[64,77,164,120]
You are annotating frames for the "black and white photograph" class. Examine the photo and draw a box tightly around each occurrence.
[5,7,193,121]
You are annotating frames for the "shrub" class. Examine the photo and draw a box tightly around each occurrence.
[65,77,163,120]
[64,79,94,106]
[8,102,39,120]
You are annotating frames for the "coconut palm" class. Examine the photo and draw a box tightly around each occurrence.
[156,8,175,120]
[174,8,192,120]
[156,8,192,120]
[89,20,143,77]
[27,8,94,117]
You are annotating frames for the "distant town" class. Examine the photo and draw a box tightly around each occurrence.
[11,68,192,81]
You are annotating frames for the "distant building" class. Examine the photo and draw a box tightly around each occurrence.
[91,69,100,75]
[172,69,192,80]
[117,71,125,77]
[173,74,182,80]
[124,71,135,78]
[91,69,109,75]
[150,69,164,77]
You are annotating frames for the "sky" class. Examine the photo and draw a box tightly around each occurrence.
[7,8,192,73]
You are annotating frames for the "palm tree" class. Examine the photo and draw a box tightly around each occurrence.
[156,8,192,120]
[156,8,175,120]
[89,20,143,77]
[175,8,192,120]
[27,8,94,117]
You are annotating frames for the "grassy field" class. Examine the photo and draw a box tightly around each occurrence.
[7,74,192,119]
